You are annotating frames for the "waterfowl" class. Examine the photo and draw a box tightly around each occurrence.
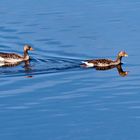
[82,51,128,67]
[0,45,33,63]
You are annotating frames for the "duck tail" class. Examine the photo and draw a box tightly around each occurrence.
[81,61,86,64]
[81,61,94,67]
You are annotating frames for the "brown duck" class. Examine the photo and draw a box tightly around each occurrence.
[0,45,33,63]
[82,51,128,67]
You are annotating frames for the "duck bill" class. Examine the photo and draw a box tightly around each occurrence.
[125,53,128,57]
[30,47,34,51]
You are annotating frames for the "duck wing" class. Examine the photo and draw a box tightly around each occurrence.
[0,53,23,59]
[87,59,114,66]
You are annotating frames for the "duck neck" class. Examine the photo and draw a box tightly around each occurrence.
[23,50,29,60]
[115,55,122,64]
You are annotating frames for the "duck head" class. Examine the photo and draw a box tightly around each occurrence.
[23,45,34,60]
[24,45,34,52]
[116,51,128,63]
[118,51,128,57]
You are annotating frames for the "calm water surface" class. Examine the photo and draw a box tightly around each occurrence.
[0,0,140,140]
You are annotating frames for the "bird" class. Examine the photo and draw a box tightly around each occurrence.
[82,51,128,67]
[0,45,33,63]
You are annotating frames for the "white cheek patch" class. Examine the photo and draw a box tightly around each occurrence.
[82,61,94,67]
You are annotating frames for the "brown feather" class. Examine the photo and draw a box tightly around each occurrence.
[0,53,23,59]
[87,59,115,66]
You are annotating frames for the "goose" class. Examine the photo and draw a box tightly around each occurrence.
[0,45,33,63]
[82,51,128,67]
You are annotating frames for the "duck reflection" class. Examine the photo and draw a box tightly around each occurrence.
[95,64,128,77]
[82,64,128,77]
[0,60,33,78]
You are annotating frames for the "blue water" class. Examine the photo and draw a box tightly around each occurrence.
[0,0,140,139]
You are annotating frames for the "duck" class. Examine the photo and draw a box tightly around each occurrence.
[82,51,128,67]
[0,45,33,63]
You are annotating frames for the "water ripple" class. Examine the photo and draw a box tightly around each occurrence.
[0,57,82,78]
[0,26,17,33]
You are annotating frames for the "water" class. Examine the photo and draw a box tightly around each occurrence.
[0,0,140,139]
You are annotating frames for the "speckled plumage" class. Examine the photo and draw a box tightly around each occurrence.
[86,59,116,67]
[0,53,22,59]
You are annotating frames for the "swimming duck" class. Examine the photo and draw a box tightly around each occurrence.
[82,51,128,67]
[0,45,33,63]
